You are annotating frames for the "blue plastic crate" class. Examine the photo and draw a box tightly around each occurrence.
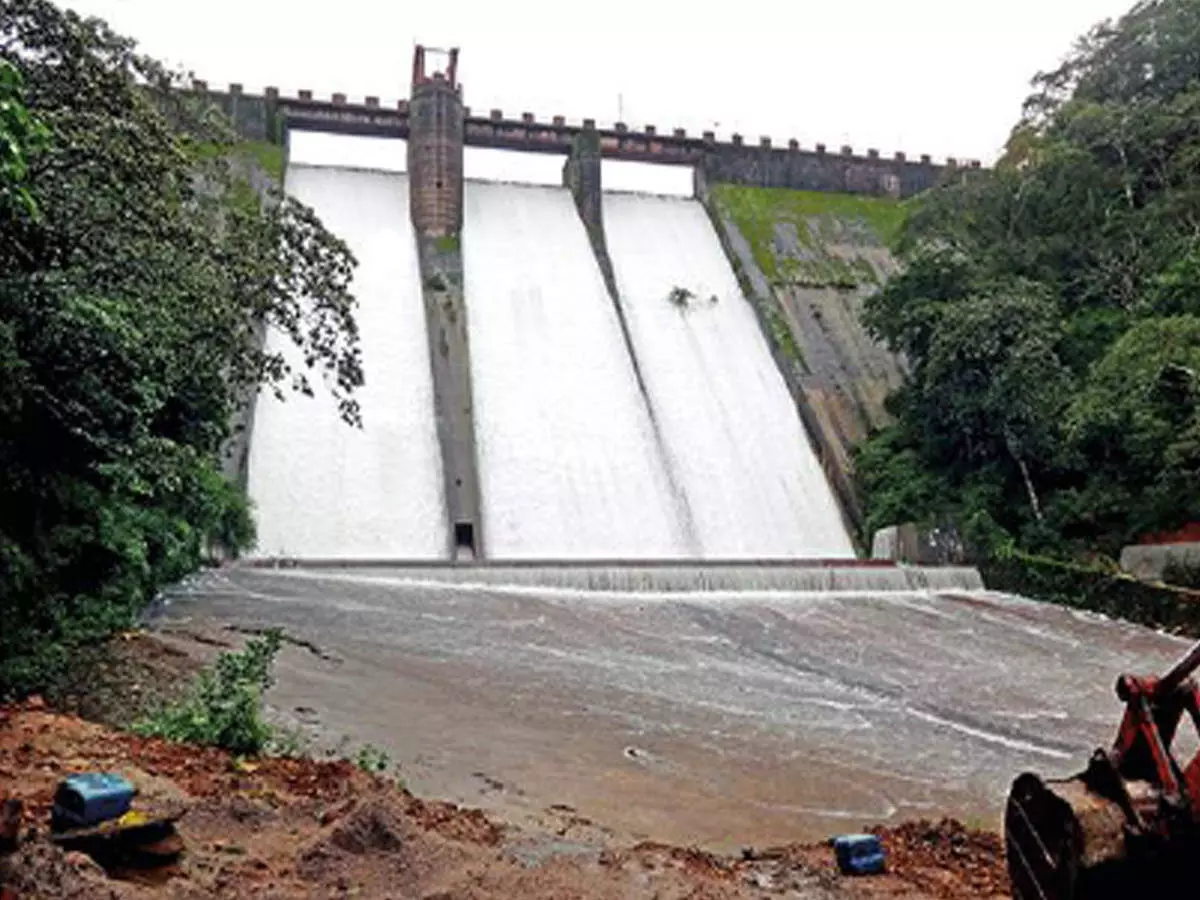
[833,833,886,876]
[52,773,135,829]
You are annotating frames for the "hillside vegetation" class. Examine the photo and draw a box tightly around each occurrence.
[0,0,361,694]
[859,0,1200,561]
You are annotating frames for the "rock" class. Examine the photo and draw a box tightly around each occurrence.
[63,850,106,878]
[329,799,405,854]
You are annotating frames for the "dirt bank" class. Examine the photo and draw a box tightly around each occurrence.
[0,702,1007,899]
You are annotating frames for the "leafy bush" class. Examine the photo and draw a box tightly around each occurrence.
[354,744,393,774]
[1162,558,1200,590]
[133,630,283,755]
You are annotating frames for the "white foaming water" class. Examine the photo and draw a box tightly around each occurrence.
[246,166,448,559]
[463,180,691,559]
[268,564,986,595]
[603,192,855,559]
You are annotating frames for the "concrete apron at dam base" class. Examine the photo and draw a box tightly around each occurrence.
[151,562,1188,851]
[238,558,984,593]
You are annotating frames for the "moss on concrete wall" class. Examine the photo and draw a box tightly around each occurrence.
[710,184,906,288]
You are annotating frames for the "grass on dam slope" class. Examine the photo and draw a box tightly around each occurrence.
[711,184,908,288]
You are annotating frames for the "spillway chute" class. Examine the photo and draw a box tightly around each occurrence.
[245,166,449,561]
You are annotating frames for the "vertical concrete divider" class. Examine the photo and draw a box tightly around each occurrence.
[694,166,864,550]
[563,129,619,300]
[408,47,483,560]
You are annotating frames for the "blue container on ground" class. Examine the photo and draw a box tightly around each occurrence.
[833,834,886,876]
[52,773,135,830]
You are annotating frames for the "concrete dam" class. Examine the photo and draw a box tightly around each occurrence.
[238,47,942,565]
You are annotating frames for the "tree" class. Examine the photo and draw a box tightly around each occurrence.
[0,0,362,693]
[1065,317,1200,540]
[919,285,1072,524]
[858,0,1200,558]
[0,57,45,215]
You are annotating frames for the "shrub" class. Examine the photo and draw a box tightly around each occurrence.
[133,630,283,755]
[354,744,392,774]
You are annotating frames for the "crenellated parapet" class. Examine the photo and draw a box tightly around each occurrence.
[185,80,976,199]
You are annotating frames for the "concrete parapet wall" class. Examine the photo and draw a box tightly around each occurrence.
[189,82,281,143]
[871,523,969,565]
[187,83,968,198]
[701,144,937,199]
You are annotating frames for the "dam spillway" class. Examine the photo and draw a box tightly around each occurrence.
[245,169,856,562]
[603,193,855,560]
[462,181,692,559]
[246,166,449,560]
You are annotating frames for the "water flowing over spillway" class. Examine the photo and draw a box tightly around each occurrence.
[246,166,448,559]
[463,181,692,559]
[245,168,857,560]
[603,192,856,559]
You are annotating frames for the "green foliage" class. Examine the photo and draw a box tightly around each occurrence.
[0,57,47,216]
[241,140,285,180]
[191,139,285,181]
[134,631,283,755]
[0,1,361,695]
[1162,558,1200,589]
[353,743,393,775]
[266,725,309,758]
[711,184,906,287]
[858,0,1200,561]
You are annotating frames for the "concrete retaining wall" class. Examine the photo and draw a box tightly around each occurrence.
[1120,543,1200,582]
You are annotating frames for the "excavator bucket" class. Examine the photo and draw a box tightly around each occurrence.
[1005,769,1192,900]
[1006,641,1200,899]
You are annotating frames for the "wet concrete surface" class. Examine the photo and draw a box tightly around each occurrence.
[154,567,1190,850]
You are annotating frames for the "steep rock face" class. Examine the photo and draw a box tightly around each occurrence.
[703,184,907,527]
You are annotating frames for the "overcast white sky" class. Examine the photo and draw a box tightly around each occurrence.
[64,0,1133,166]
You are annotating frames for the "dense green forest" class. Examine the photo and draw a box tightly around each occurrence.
[0,0,362,694]
[859,0,1200,563]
